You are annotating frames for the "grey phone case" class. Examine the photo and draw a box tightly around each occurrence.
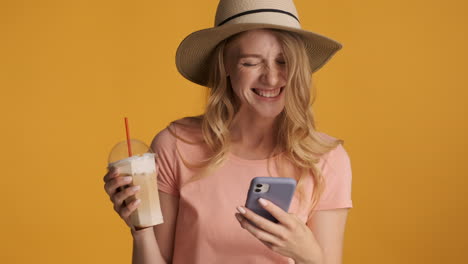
[245,177,297,223]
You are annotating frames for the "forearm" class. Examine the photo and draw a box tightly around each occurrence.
[131,228,167,264]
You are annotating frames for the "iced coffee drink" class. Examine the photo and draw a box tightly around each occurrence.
[109,153,164,228]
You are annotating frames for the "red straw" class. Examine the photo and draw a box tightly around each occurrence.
[124,117,133,157]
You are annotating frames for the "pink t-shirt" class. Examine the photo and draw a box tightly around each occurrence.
[152,118,353,264]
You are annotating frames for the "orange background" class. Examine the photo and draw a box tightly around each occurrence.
[1,0,467,263]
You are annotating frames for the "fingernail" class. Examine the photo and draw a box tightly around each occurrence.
[134,199,141,205]
[132,185,140,191]
[237,206,246,214]
[124,176,132,182]
[258,198,268,206]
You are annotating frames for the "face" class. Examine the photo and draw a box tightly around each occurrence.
[224,29,287,119]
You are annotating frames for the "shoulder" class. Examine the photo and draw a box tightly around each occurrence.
[172,115,203,127]
[324,144,351,174]
[171,116,204,143]
[172,116,203,135]
[150,116,204,151]
[315,132,351,171]
[313,133,353,210]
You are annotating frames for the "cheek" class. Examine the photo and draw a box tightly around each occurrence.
[230,78,247,100]
[230,69,257,90]
[230,78,254,102]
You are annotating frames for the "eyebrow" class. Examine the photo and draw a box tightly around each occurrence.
[237,53,284,59]
[238,53,263,59]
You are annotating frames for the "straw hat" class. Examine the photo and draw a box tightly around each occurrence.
[175,0,343,86]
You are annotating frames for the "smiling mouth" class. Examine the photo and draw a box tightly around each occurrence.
[251,87,284,98]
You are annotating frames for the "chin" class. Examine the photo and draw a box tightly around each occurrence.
[255,109,284,119]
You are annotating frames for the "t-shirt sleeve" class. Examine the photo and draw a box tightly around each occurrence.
[314,144,353,210]
[150,124,180,196]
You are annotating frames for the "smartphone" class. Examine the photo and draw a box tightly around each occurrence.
[245,177,297,223]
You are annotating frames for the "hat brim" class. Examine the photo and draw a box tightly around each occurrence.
[176,23,343,86]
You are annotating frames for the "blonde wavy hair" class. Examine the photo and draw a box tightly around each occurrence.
[171,29,342,216]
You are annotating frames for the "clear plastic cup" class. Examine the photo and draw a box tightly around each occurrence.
[108,139,164,228]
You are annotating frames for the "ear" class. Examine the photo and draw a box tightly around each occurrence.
[222,48,232,77]
[223,61,230,77]
[224,69,231,78]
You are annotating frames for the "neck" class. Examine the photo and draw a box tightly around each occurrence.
[229,111,280,159]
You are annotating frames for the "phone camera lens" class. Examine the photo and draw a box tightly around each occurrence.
[256,184,262,188]
[255,188,261,192]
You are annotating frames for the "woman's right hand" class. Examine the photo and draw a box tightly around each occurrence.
[103,167,141,230]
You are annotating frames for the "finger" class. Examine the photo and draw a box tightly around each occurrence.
[104,176,133,196]
[113,185,141,206]
[260,241,275,251]
[120,199,141,220]
[236,206,287,240]
[103,167,119,182]
[235,213,283,246]
[257,198,294,228]
[105,175,132,196]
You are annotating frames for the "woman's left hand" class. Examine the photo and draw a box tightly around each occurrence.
[235,198,323,264]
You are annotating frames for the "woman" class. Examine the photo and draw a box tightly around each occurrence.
[104,0,352,263]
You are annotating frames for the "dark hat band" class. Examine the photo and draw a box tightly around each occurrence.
[217,8,300,26]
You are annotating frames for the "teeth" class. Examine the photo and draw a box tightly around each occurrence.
[253,88,281,98]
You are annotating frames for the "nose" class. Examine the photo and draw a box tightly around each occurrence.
[261,63,283,87]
